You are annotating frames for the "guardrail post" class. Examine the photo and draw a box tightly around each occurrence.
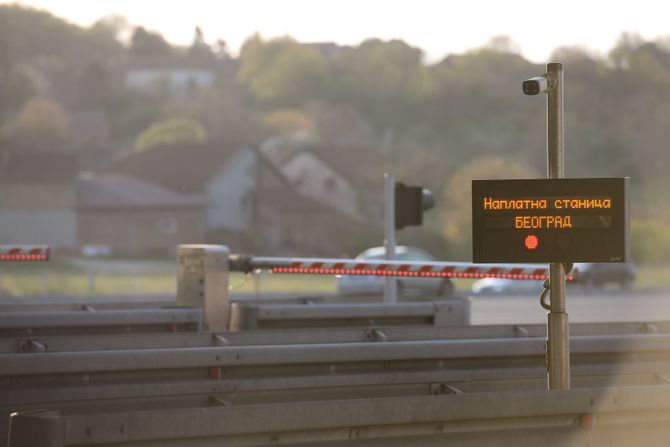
[177,244,230,332]
[8,410,64,447]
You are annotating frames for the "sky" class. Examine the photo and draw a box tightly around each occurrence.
[4,0,670,63]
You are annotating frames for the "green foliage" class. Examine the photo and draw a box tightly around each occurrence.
[5,97,71,149]
[134,118,207,152]
[130,26,172,57]
[239,35,328,107]
[327,39,428,129]
[630,218,670,265]
[0,66,38,122]
[441,156,540,257]
[0,5,121,65]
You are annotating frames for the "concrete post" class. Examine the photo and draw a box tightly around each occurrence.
[177,244,230,332]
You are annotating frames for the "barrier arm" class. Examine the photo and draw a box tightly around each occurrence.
[0,245,51,262]
[228,254,575,281]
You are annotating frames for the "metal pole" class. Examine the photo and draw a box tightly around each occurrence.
[384,174,397,303]
[546,62,570,390]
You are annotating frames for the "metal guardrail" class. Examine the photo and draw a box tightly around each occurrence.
[229,300,471,329]
[8,384,670,446]
[0,320,666,354]
[0,294,176,312]
[5,334,670,378]
[0,307,202,336]
[3,325,670,444]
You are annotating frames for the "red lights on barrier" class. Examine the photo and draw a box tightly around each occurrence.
[0,246,50,262]
[525,235,539,250]
[270,266,555,281]
[0,254,49,261]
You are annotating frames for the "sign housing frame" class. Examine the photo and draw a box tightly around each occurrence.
[472,177,629,264]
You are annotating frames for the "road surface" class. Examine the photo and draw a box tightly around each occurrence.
[469,288,670,325]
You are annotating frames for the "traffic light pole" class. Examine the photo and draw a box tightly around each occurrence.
[545,62,570,390]
[384,173,398,303]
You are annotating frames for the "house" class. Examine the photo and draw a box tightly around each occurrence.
[124,56,236,98]
[252,149,370,256]
[107,142,257,234]
[0,150,78,250]
[106,141,372,256]
[273,145,389,227]
[76,173,207,256]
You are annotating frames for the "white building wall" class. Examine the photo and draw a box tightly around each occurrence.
[205,147,257,231]
[282,153,361,219]
[126,69,215,97]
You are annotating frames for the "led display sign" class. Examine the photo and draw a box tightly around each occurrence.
[472,178,629,263]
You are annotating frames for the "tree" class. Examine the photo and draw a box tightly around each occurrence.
[263,108,314,136]
[328,39,428,132]
[238,34,328,107]
[441,157,539,257]
[5,97,71,149]
[0,67,38,123]
[609,32,644,70]
[130,26,172,57]
[0,5,122,66]
[134,118,207,152]
[187,26,213,59]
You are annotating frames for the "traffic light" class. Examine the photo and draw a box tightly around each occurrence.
[395,182,434,230]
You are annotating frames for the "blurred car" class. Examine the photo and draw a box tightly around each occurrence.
[471,277,544,295]
[571,262,636,288]
[336,246,453,296]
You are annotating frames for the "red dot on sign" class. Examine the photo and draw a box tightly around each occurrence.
[525,235,539,250]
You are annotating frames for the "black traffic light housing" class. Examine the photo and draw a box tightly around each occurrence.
[395,182,434,230]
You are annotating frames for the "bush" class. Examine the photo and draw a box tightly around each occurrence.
[630,218,670,265]
[134,117,206,152]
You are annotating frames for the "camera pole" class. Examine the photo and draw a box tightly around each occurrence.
[545,62,570,390]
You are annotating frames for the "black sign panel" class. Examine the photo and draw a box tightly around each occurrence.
[472,178,629,263]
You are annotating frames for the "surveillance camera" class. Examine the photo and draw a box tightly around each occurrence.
[522,76,548,95]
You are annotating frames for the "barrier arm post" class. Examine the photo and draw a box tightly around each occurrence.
[177,244,230,332]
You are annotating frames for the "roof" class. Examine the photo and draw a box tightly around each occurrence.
[106,141,251,193]
[283,145,389,186]
[77,174,207,210]
[0,150,77,185]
